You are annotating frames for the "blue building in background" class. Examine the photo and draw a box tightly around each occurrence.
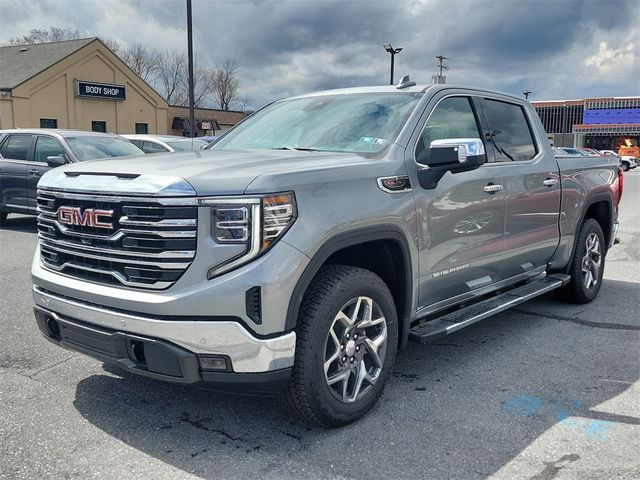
[532,96,640,150]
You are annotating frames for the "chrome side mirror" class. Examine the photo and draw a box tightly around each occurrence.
[417,138,487,189]
[418,138,486,168]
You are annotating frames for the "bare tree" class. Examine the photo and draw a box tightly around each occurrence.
[233,95,255,114]
[100,38,122,56]
[213,59,240,110]
[155,50,187,105]
[8,27,80,45]
[120,43,160,82]
[191,67,217,107]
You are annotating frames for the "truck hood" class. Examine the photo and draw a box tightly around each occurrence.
[41,149,375,196]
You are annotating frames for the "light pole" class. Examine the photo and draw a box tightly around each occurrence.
[523,90,531,100]
[383,43,402,85]
[186,0,195,138]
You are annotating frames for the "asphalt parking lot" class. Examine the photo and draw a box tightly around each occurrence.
[1,172,638,480]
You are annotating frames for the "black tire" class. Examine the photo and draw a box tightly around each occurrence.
[284,265,398,427]
[621,162,630,172]
[556,218,606,304]
[0,211,6,227]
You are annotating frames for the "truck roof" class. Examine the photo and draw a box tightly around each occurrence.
[290,83,526,103]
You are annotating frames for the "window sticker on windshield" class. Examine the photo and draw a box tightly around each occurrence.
[360,137,388,145]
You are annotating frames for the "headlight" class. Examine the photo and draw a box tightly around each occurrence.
[200,192,297,278]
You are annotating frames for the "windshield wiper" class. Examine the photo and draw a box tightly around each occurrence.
[271,146,319,152]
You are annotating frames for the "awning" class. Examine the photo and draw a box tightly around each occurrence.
[171,117,220,130]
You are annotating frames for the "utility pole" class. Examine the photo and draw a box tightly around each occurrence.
[186,0,195,138]
[523,90,531,100]
[432,55,448,84]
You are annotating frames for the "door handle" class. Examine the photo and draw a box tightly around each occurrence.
[27,169,40,176]
[543,178,559,187]
[483,183,503,193]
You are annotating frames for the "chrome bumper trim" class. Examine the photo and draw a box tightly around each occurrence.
[32,286,296,373]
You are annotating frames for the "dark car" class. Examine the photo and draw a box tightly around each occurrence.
[0,129,143,225]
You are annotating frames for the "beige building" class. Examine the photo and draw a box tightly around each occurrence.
[0,38,168,134]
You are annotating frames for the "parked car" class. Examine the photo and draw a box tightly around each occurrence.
[600,149,637,171]
[0,129,143,225]
[556,147,589,156]
[577,147,604,156]
[122,134,208,153]
[32,83,622,426]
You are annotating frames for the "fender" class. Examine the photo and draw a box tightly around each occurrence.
[560,190,614,274]
[284,225,414,349]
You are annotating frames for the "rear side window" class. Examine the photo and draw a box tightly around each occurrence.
[482,99,537,162]
[3,134,34,160]
[142,141,168,153]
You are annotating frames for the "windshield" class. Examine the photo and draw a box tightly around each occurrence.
[167,140,207,151]
[209,92,422,155]
[66,136,143,161]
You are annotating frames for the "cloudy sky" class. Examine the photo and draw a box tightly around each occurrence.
[1,0,638,108]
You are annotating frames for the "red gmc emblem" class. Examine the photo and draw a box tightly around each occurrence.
[57,207,114,229]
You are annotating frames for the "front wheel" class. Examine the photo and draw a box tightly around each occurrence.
[284,265,398,427]
[556,218,605,304]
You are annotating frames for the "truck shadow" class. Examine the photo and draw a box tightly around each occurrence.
[73,279,639,479]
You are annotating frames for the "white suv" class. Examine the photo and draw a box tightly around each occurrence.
[122,134,208,153]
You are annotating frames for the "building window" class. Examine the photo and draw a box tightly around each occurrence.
[92,121,106,133]
[135,123,148,134]
[40,118,58,129]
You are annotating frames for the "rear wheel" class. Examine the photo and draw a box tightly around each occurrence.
[284,265,398,427]
[556,218,605,304]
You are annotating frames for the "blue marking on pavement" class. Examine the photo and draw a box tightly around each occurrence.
[502,396,543,417]
[502,395,613,442]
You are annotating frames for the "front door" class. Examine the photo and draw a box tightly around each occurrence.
[409,95,507,311]
[0,134,33,212]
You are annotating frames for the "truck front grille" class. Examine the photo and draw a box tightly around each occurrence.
[36,190,197,290]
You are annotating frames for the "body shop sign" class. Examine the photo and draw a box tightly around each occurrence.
[75,81,126,100]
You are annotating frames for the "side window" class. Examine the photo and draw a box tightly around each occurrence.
[482,99,537,162]
[415,97,482,164]
[3,134,34,161]
[142,141,168,153]
[135,123,148,134]
[34,136,66,163]
[92,121,107,133]
[129,139,143,148]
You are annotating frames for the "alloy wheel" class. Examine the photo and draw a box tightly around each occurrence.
[582,232,602,290]
[323,296,387,403]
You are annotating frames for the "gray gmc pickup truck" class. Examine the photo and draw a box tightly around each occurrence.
[31,83,623,426]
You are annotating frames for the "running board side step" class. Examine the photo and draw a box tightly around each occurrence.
[409,274,571,344]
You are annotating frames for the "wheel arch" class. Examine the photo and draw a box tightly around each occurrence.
[560,193,613,275]
[285,225,414,349]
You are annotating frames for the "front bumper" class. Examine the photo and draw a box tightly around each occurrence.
[33,286,296,375]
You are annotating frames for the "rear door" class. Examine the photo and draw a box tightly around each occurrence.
[29,135,67,209]
[478,97,561,278]
[0,134,34,212]
[409,94,507,310]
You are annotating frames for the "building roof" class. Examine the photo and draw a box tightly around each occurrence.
[168,105,245,126]
[0,38,95,90]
